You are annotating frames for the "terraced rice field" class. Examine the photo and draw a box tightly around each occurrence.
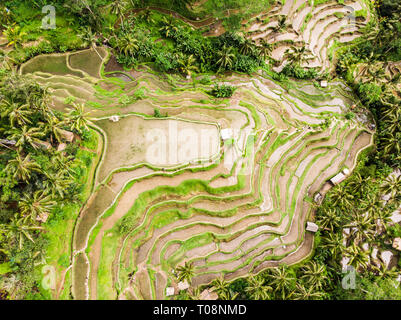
[20,40,373,299]
[131,0,371,73]
[243,0,371,71]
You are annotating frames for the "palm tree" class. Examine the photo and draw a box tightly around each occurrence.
[117,33,139,56]
[362,21,380,44]
[216,45,235,71]
[159,15,179,38]
[366,64,387,85]
[373,207,393,233]
[300,262,328,290]
[188,286,202,300]
[218,289,239,300]
[316,208,342,232]
[245,275,271,300]
[344,243,370,271]
[5,154,41,182]
[347,173,371,195]
[176,261,195,284]
[373,263,400,280]
[78,27,103,60]
[290,283,325,300]
[177,54,199,78]
[50,153,76,177]
[383,109,401,134]
[1,101,33,127]
[381,175,401,199]
[211,276,230,296]
[271,16,287,34]
[360,194,383,216]
[321,232,344,260]
[6,125,45,150]
[382,132,401,156]
[329,185,354,209]
[19,191,55,223]
[267,265,296,299]
[67,103,92,134]
[0,216,43,250]
[42,171,73,199]
[110,0,128,25]
[258,39,274,61]
[345,213,375,243]
[284,46,309,65]
[239,38,256,56]
[39,116,68,144]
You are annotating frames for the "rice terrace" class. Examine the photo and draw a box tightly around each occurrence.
[1,0,401,302]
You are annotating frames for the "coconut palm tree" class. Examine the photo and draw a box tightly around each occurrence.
[110,0,128,25]
[176,261,195,284]
[50,153,77,177]
[78,27,103,60]
[347,173,371,195]
[300,262,328,290]
[258,39,274,61]
[381,174,401,199]
[1,101,33,127]
[211,276,230,296]
[19,191,56,223]
[367,64,387,85]
[344,243,370,271]
[360,194,383,216]
[177,54,199,78]
[218,289,239,300]
[6,125,45,150]
[267,266,296,299]
[271,16,287,34]
[373,207,393,233]
[216,45,235,71]
[5,154,41,182]
[284,46,309,65]
[39,116,68,144]
[245,275,271,300]
[239,38,256,56]
[67,103,92,134]
[329,185,354,209]
[382,132,401,156]
[117,33,139,56]
[42,170,73,199]
[316,208,342,232]
[0,216,43,250]
[159,15,179,38]
[188,286,202,300]
[321,232,345,260]
[373,263,400,280]
[345,213,376,243]
[383,109,401,134]
[290,283,325,300]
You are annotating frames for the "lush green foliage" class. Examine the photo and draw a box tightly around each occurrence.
[209,84,236,98]
[0,74,92,299]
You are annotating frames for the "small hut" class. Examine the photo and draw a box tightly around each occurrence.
[306,222,319,233]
